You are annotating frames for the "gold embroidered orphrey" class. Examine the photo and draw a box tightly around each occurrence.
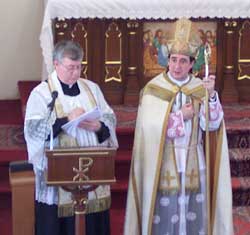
[73,157,94,182]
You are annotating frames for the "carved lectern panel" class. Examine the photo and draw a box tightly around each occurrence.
[45,147,116,186]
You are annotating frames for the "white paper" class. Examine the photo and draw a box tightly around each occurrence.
[62,107,101,138]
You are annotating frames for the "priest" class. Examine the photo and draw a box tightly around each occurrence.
[24,40,118,235]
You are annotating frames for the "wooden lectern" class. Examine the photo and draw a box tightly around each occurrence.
[45,147,116,235]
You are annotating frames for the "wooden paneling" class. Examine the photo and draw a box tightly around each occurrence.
[237,20,250,103]
[102,20,125,104]
[53,18,250,105]
[124,20,141,105]
[221,19,239,103]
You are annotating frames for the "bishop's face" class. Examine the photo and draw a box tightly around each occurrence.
[54,57,82,85]
[168,54,194,81]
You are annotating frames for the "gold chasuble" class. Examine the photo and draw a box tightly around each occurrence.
[124,72,233,235]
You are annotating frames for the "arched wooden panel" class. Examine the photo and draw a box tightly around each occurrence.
[94,20,127,105]
[238,20,250,80]
[71,21,88,79]
[105,22,122,83]
[221,20,239,103]
[237,20,250,102]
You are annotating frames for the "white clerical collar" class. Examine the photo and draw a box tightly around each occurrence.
[167,72,190,87]
[52,70,74,88]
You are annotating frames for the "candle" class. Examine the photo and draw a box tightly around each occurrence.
[204,43,211,79]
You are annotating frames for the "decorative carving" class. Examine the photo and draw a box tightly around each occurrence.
[55,18,68,36]
[105,22,122,82]
[73,157,93,182]
[70,22,88,79]
[224,21,237,37]
[105,66,122,82]
[238,20,250,80]
[226,30,234,34]
[73,194,88,215]
[128,66,137,71]
[238,64,250,80]
[81,65,88,80]
[127,66,137,75]
[127,21,139,29]
[224,21,237,27]
[224,65,234,69]
[71,23,88,52]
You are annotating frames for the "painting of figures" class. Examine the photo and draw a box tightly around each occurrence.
[143,21,217,78]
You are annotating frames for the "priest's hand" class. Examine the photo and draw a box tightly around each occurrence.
[68,107,85,121]
[181,103,194,121]
[78,119,101,132]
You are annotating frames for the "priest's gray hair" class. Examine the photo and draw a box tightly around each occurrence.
[53,40,84,63]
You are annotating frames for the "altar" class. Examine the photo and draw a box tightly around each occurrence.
[40,0,250,105]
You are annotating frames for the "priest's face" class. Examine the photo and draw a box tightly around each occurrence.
[168,54,194,81]
[54,57,82,85]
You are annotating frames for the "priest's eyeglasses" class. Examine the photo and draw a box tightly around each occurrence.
[60,63,83,72]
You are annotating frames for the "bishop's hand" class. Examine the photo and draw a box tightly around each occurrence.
[203,75,216,98]
[181,103,195,121]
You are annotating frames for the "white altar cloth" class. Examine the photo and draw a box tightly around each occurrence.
[40,0,250,79]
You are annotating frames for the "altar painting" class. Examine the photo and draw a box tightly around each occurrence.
[143,21,217,78]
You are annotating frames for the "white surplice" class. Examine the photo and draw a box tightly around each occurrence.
[24,71,118,206]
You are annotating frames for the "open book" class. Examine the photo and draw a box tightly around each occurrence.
[62,107,101,138]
